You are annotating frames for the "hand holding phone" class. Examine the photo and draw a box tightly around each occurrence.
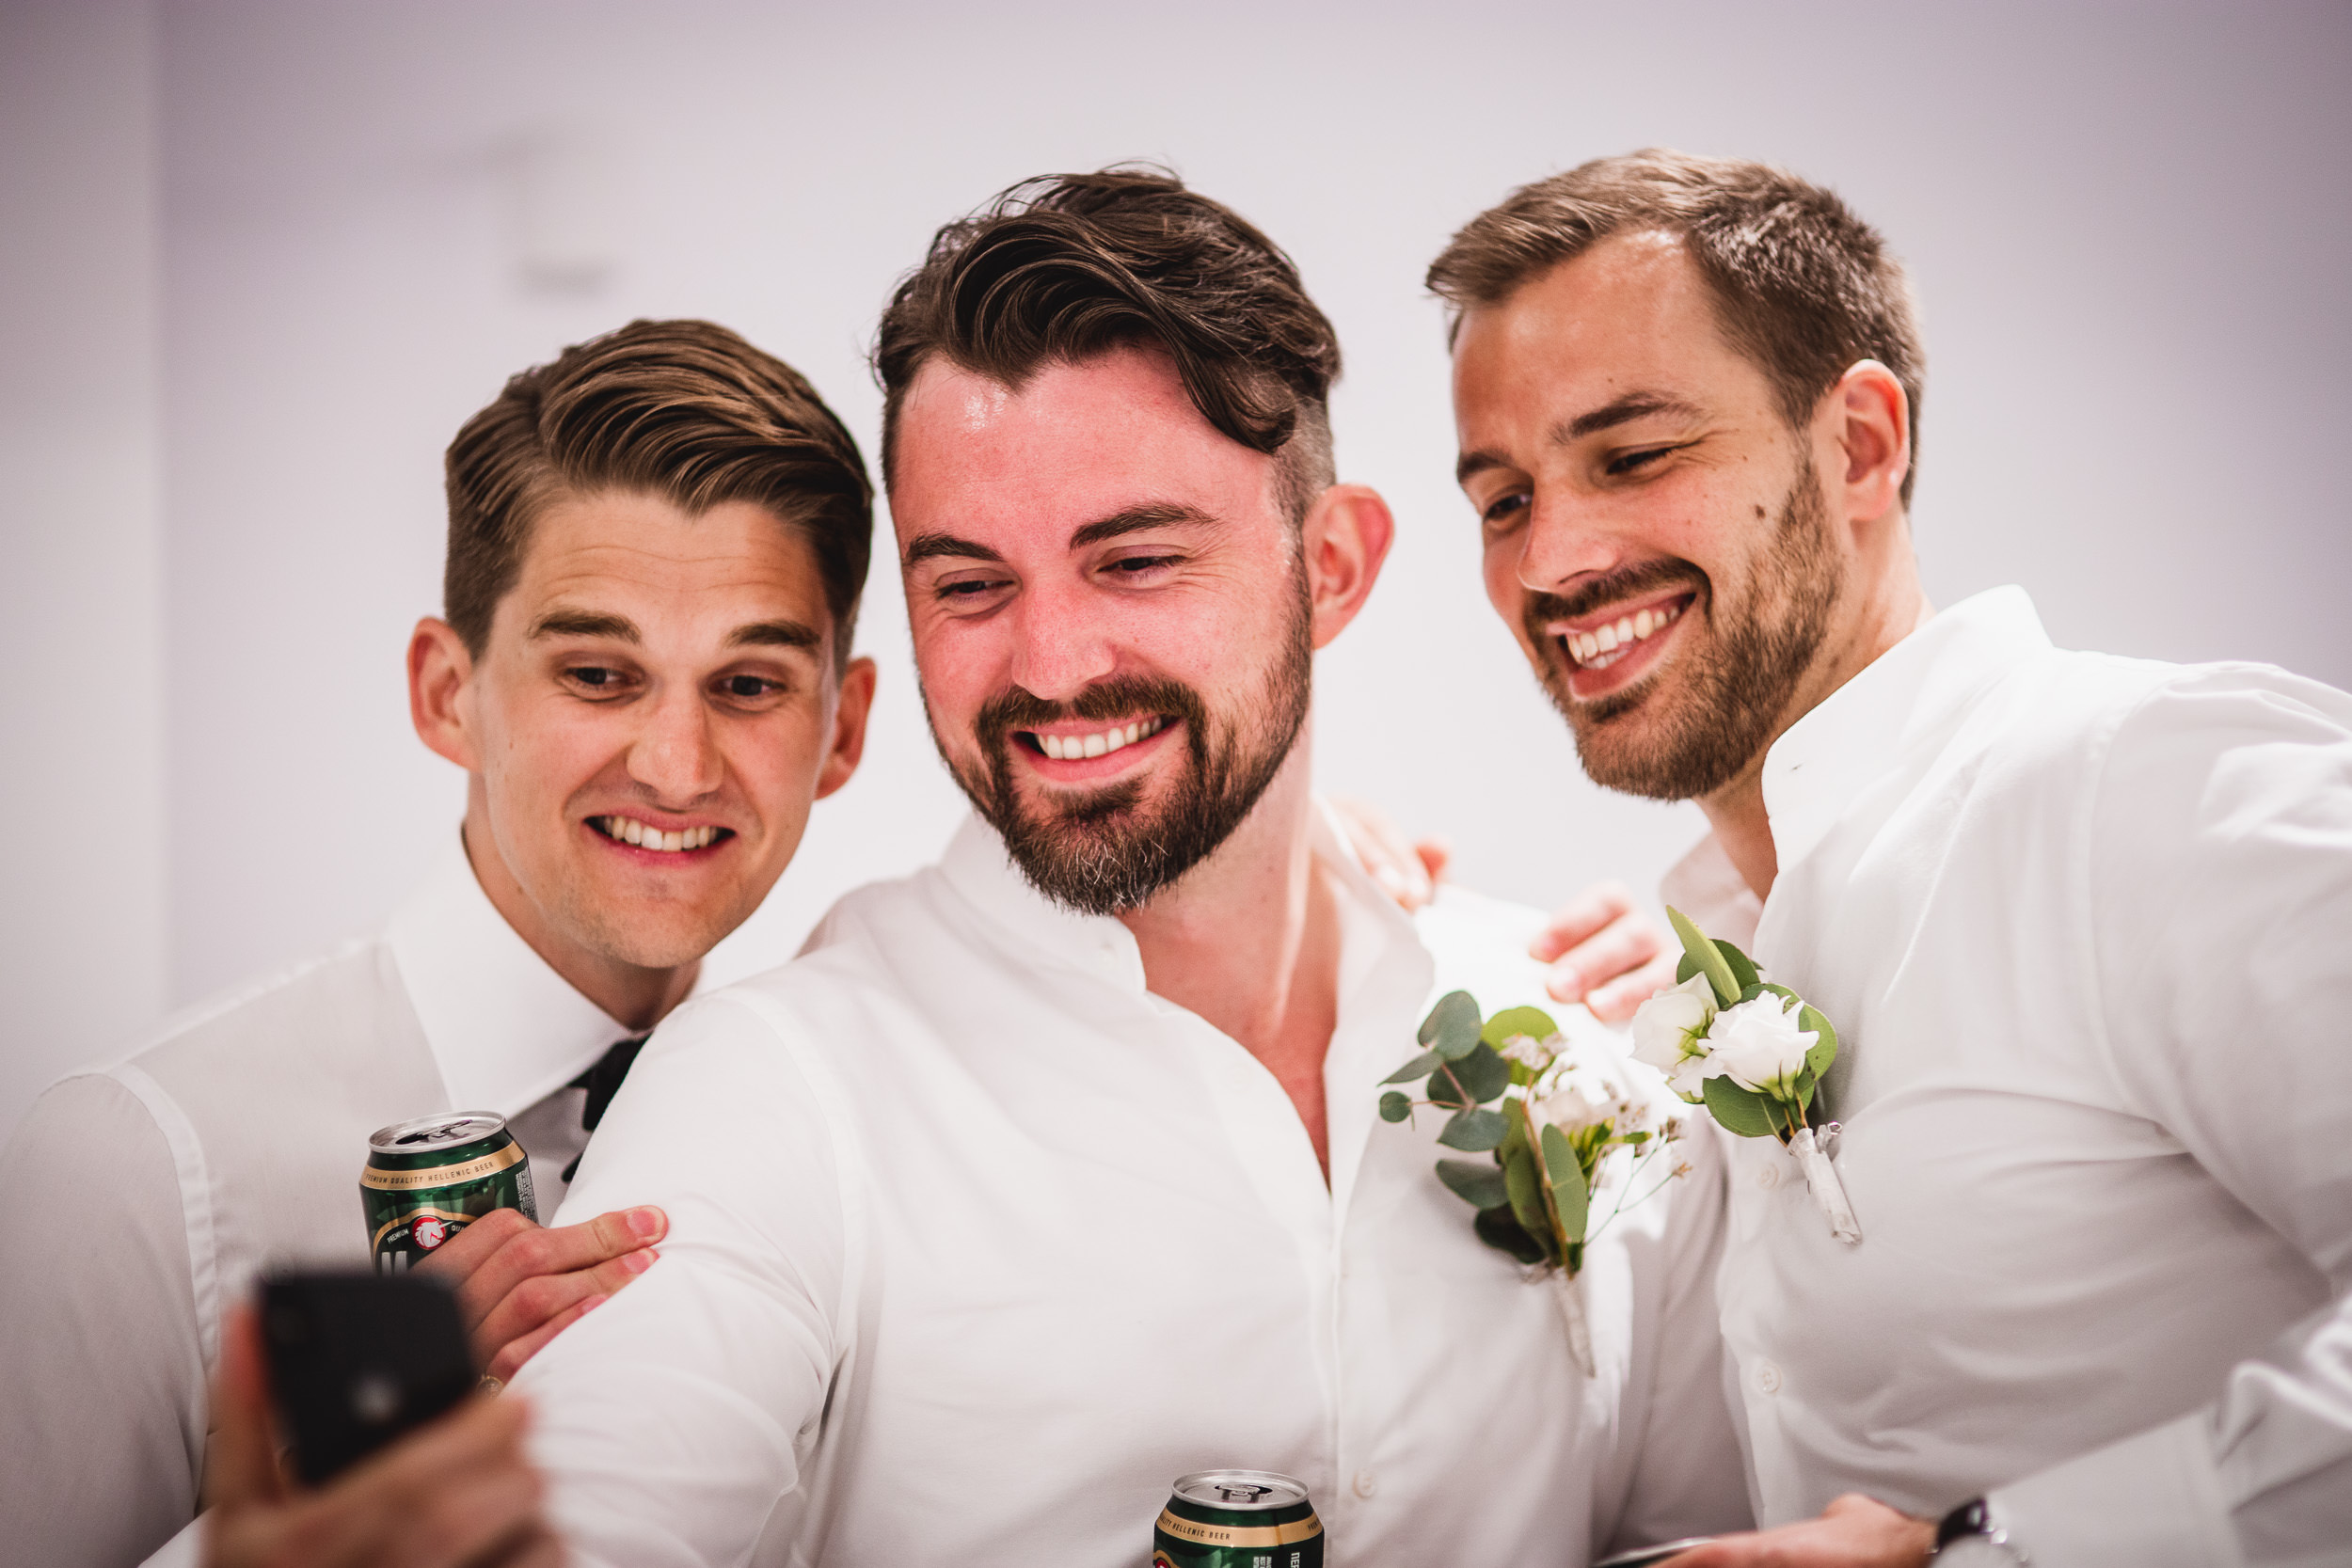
[261,1271,477,1483]
[200,1282,559,1568]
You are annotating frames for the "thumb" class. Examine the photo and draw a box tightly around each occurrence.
[1413,837,1452,885]
[206,1305,287,1509]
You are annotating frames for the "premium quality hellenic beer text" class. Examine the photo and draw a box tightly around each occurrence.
[360,1112,537,1274]
[1152,1470,1324,1568]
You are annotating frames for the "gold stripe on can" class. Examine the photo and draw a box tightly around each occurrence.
[1154,1509,1324,1549]
[360,1139,527,1191]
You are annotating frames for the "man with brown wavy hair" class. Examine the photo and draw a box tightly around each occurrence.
[0,318,879,1567]
[512,169,1750,1566]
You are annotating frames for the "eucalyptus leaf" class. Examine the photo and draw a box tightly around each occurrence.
[1377,1090,1412,1123]
[1551,1169,1591,1245]
[1473,1204,1549,1266]
[1418,990,1484,1060]
[1676,953,1701,985]
[1436,1157,1510,1211]
[1437,1106,1507,1151]
[1703,1073,1779,1138]
[1715,938,1761,994]
[1379,1049,1442,1085]
[1666,906,1742,1008]
[1502,1142,1549,1246]
[1537,1122,1580,1186]
[1428,1042,1509,1108]
[1480,1006,1560,1049]
[1801,1004,1839,1075]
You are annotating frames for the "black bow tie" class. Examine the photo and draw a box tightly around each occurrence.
[562,1034,647,1182]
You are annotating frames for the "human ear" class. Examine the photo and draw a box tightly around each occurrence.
[814,656,878,800]
[1831,359,1910,527]
[408,617,482,772]
[1299,484,1397,650]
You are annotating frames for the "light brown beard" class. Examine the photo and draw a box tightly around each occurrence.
[928,567,1314,915]
[1527,465,1841,801]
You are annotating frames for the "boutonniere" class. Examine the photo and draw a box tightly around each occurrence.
[1379,991,1691,1375]
[1630,909,1861,1245]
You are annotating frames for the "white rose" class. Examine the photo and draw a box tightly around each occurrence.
[1708,993,1819,1098]
[1662,1050,1724,1102]
[1630,974,1718,1074]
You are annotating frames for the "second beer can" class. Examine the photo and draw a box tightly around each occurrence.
[1152,1469,1324,1568]
[360,1111,537,1274]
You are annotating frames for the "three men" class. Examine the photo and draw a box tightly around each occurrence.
[513,169,1749,1564]
[1438,150,2352,1564]
[0,319,880,1565]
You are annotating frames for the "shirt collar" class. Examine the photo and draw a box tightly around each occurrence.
[385,832,634,1116]
[1760,585,2051,882]
[933,800,1425,1004]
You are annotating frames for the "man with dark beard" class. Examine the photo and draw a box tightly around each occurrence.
[1438,150,2352,1566]
[500,169,1752,1566]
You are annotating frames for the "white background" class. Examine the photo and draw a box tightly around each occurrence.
[5,0,2348,1142]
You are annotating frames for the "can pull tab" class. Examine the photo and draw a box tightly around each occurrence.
[1216,1484,1270,1503]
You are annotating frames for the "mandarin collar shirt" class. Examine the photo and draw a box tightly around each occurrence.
[0,837,635,1568]
[1702,587,2352,1567]
[519,805,1752,1566]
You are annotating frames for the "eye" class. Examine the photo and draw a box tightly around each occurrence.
[566,666,624,690]
[1605,445,1678,477]
[1480,491,1531,529]
[935,575,1012,602]
[721,673,781,699]
[1104,553,1179,578]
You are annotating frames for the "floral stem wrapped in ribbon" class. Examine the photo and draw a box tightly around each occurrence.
[1631,909,1862,1245]
[1379,991,1691,1374]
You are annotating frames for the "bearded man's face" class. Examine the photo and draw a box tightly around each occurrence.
[890,345,1317,913]
[1451,230,1852,801]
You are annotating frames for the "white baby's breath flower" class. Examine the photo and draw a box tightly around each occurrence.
[1708,993,1819,1098]
[1499,1032,1561,1071]
[1631,974,1719,1075]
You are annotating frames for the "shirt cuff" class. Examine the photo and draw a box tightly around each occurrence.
[1989,1410,2245,1568]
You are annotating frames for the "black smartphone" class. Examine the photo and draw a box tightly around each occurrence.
[1593,1539,1718,1568]
[260,1271,478,1484]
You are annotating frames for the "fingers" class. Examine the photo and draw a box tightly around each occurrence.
[469,1233,657,1374]
[433,1207,667,1332]
[482,1291,610,1384]
[1541,903,1663,1006]
[1528,881,1637,962]
[205,1306,286,1511]
[1327,795,1437,911]
[1413,837,1453,885]
[1584,950,1681,1022]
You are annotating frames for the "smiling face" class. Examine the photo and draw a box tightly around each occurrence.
[891,345,1313,914]
[1453,232,1851,801]
[417,491,869,985]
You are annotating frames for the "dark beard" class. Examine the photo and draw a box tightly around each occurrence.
[1526,466,1840,800]
[932,576,1314,915]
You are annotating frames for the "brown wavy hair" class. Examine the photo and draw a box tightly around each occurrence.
[875,166,1340,525]
[1429,150,1925,505]
[443,318,872,667]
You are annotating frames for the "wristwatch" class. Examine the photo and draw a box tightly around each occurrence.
[1932,1497,2029,1564]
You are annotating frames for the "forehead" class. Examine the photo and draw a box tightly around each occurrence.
[1452,231,1767,429]
[511,490,827,613]
[888,346,1278,546]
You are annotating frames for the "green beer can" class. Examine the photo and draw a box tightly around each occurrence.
[1152,1470,1324,1568]
[361,1112,537,1274]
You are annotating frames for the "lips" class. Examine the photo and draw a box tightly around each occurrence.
[1543,590,1695,699]
[588,816,731,854]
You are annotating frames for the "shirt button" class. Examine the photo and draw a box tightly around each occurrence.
[1754,1360,1784,1396]
[1352,1470,1378,1499]
[1752,1163,1781,1191]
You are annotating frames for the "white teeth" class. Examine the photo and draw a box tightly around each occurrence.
[1564,600,1686,668]
[601,816,720,852]
[1035,716,1165,761]
[623,819,644,846]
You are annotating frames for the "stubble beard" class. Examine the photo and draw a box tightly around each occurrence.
[1530,466,1842,802]
[931,573,1315,916]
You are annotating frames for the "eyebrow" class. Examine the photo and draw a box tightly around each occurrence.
[901,502,1216,566]
[1454,392,1706,486]
[526,609,822,653]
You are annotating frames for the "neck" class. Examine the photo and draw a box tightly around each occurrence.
[1698,555,1932,903]
[459,789,698,1032]
[1120,729,1340,1179]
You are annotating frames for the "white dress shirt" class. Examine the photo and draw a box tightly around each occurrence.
[1698,587,2352,1567]
[521,805,1751,1566]
[0,839,633,1568]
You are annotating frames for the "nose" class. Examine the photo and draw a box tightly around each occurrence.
[626,680,723,804]
[1005,576,1117,704]
[1517,491,1626,597]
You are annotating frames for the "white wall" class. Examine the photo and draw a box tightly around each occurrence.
[0,1,167,1137]
[6,1,2348,1140]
